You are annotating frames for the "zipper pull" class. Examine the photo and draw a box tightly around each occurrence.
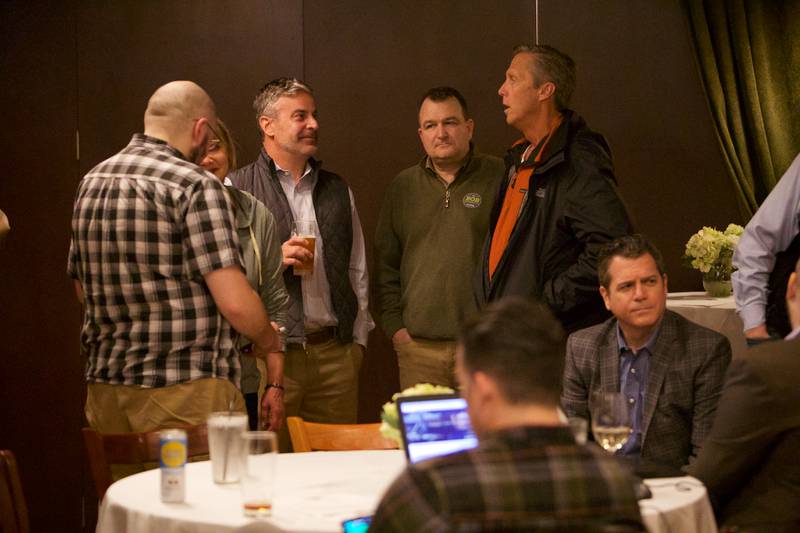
[445,189,450,208]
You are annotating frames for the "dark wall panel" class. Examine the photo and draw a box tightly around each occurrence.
[540,0,741,291]
[303,0,535,418]
[305,0,534,215]
[0,2,83,531]
[77,0,303,176]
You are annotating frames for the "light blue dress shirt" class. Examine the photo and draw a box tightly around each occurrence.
[733,153,800,331]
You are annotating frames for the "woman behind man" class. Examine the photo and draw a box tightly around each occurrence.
[201,120,289,431]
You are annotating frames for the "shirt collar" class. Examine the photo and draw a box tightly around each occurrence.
[274,160,315,188]
[616,319,662,355]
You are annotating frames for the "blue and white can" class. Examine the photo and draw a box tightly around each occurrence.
[160,428,187,503]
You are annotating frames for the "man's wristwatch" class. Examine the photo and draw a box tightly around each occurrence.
[265,383,284,392]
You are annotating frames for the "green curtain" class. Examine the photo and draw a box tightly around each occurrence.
[684,0,800,219]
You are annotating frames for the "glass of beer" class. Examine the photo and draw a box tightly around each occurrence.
[240,431,278,518]
[291,220,317,276]
[590,392,632,453]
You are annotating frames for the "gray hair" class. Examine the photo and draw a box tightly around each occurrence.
[512,45,576,111]
[253,77,314,122]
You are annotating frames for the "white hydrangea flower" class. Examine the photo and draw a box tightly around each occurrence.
[684,224,742,281]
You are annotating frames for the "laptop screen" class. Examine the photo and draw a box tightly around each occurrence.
[397,394,478,464]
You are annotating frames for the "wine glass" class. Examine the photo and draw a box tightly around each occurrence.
[590,392,632,452]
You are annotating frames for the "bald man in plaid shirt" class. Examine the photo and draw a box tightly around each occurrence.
[371,298,643,532]
[68,81,281,433]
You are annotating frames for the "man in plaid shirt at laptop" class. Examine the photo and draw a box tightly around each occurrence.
[68,81,281,433]
[371,297,643,532]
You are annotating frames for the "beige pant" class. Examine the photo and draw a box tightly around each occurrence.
[86,378,245,433]
[279,339,363,452]
[86,378,245,478]
[396,338,457,390]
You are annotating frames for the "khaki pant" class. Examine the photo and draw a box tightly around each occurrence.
[279,339,363,452]
[86,378,246,433]
[396,338,457,390]
[86,378,245,479]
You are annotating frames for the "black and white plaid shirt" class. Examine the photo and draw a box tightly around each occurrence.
[67,134,243,388]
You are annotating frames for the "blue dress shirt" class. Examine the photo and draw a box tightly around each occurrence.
[616,323,661,456]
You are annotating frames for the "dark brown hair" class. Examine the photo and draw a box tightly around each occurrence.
[418,86,469,119]
[597,234,666,289]
[458,296,565,406]
[214,119,238,172]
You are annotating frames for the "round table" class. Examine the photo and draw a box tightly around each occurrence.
[96,450,717,533]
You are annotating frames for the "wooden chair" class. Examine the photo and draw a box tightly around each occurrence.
[0,450,30,533]
[286,416,398,452]
[82,425,209,500]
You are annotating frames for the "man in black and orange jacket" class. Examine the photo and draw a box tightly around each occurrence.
[475,44,632,333]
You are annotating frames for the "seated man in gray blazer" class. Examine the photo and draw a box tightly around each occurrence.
[689,259,800,530]
[561,235,731,472]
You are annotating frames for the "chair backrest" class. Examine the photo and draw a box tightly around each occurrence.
[0,450,30,533]
[82,425,209,499]
[286,416,398,452]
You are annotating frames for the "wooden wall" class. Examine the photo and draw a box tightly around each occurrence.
[0,1,738,531]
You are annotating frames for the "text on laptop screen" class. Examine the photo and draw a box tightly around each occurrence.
[399,397,478,463]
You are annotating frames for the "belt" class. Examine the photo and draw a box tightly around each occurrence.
[299,326,337,346]
[242,327,336,352]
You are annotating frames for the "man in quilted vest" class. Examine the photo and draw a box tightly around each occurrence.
[228,78,374,451]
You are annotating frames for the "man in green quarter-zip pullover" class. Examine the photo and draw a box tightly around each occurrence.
[375,87,505,389]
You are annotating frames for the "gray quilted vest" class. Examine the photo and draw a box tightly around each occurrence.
[229,150,357,344]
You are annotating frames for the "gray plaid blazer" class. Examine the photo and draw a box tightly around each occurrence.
[561,310,731,471]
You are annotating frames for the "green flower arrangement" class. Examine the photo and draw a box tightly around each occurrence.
[379,383,455,447]
[684,223,744,282]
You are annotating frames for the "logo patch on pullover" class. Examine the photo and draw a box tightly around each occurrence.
[462,193,482,208]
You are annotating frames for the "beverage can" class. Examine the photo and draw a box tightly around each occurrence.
[160,428,187,503]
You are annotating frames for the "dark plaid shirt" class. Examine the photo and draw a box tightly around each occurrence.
[371,426,644,532]
[67,134,242,388]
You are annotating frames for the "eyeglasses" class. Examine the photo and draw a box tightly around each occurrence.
[206,138,222,152]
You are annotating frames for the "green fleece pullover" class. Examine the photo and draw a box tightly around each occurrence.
[375,151,504,340]
[228,187,289,394]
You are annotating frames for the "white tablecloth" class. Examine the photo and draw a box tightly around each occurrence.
[667,291,747,358]
[97,450,716,533]
[639,477,718,533]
